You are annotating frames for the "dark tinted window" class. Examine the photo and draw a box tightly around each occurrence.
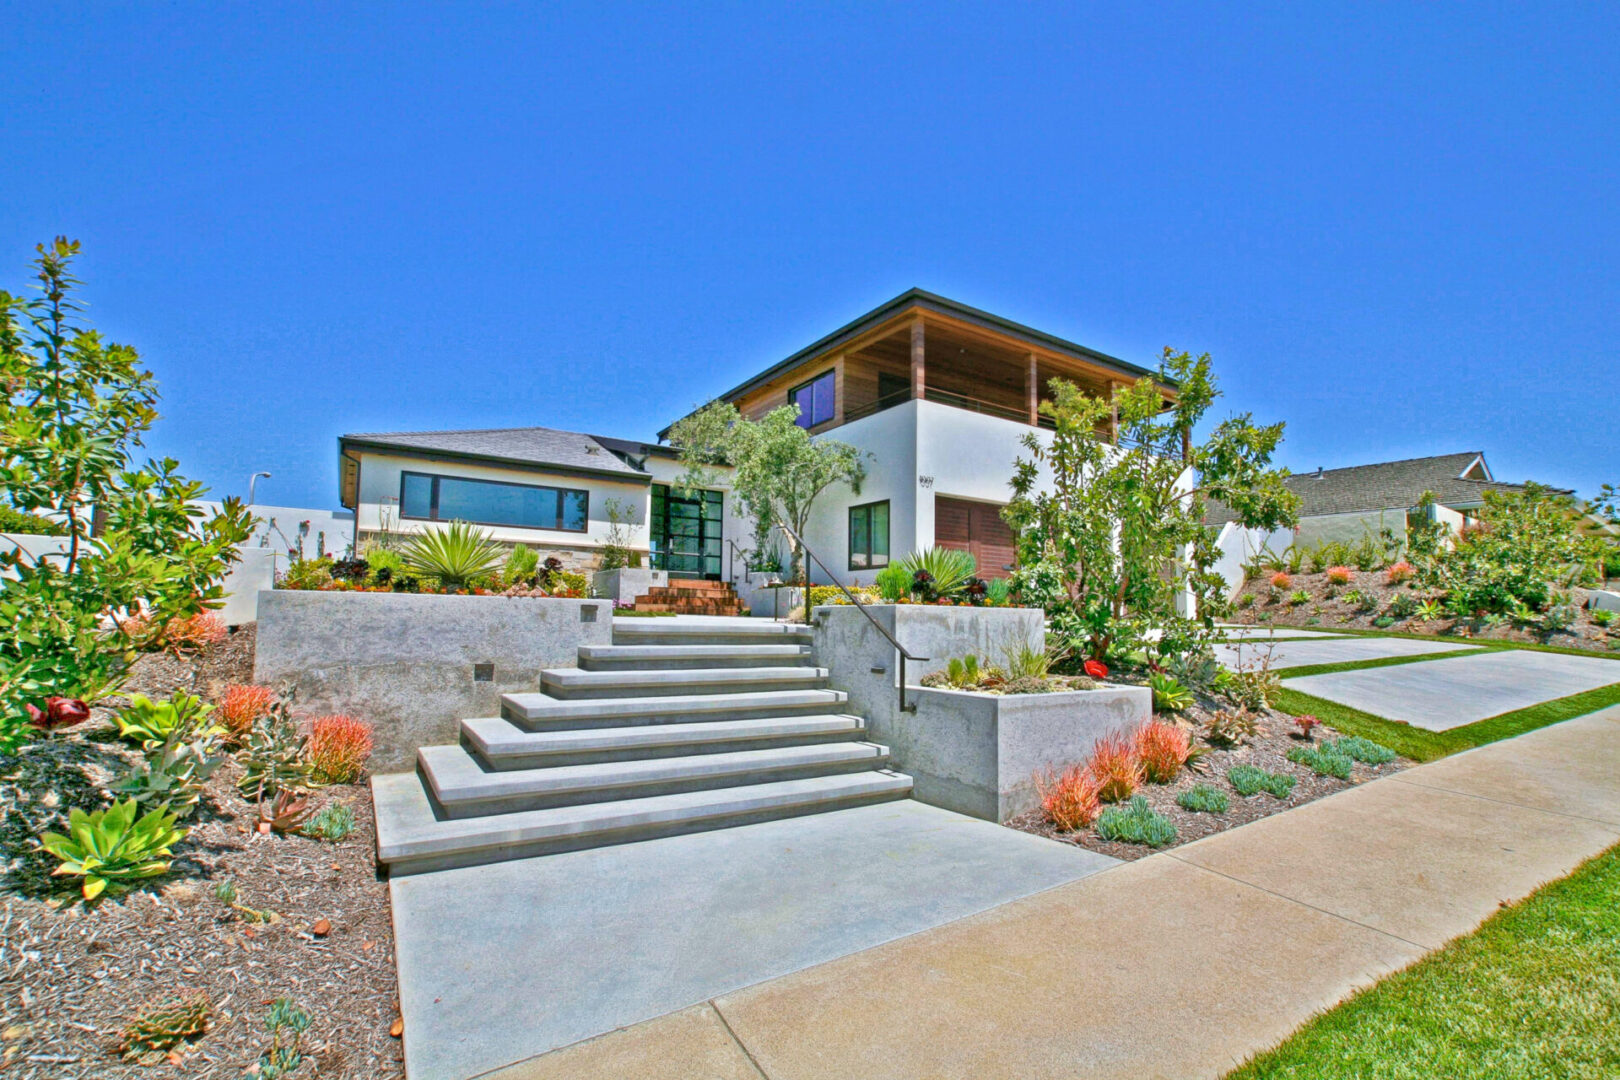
[399,472,589,532]
[790,370,836,429]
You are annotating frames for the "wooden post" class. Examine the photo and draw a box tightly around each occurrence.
[1026,352,1038,425]
[910,318,926,402]
[1182,424,1192,464]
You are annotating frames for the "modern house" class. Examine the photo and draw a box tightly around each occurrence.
[1206,451,1560,547]
[338,289,1177,607]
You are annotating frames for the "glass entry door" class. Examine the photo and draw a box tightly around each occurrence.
[650,485,724,579]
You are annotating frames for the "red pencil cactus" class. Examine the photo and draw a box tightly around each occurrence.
[1325,566,1354,586]
[1386,561,1416,585]
[1036,764,1101,830]
[1269,571,1293,590]
[1086,733,1143,803]
[1133,719,1191,784]
[217,684,276,743]
[306,714,375,784]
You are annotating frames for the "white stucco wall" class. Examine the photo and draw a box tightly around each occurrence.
[801,401,920,587]
[195,501,356,561]
[1293,508,1407,548]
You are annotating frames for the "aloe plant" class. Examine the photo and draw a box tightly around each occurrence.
[113,691,223,749]
[112,735,226,818]
[39,799,187,899]
[403,520,504,590]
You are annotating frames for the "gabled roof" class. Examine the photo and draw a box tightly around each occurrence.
[340,426,658,482]
[1206,452,1566,525]
[704,288,1169,411]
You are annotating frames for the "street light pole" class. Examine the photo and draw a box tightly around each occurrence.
[248,471,272,506]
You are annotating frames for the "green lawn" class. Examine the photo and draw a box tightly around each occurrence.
[1226,842,1620,1079]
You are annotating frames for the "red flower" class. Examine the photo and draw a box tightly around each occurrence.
[1083,659,1109,679]
[30,697,89,731]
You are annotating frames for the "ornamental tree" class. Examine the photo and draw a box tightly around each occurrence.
[1432,483,1600,616]
[0,239,252,751]
[668,400,866,583]
[1004,348,1298,664]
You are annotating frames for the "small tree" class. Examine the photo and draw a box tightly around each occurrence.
[667,401,866,583]
[1434,484,1599,616]
[0,239,252,750]
[1005,348,1298,663]
[597,498,635,570]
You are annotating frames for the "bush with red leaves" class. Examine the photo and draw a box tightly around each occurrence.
[1269,571,1293,590]
[1386,561,1416,585]
[124,611,227,654]
[306,714,375,784]
[1133,719,1191,784]
[1325,566,1354,586]
[1035,764,1101,830]
[1086,732,1142,803]
[217,684,276,742]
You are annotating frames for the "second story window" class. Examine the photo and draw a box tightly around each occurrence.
[789,369,836,429]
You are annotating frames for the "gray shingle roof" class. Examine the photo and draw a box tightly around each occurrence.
[340,426,652,479]
[1206,452,1561,525]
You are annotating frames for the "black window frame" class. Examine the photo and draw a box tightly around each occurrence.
[789,369,837,429]
[398,470,590,533]
[847,499,891,570]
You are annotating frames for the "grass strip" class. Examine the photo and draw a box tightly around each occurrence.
[1225,841,1620,1080]
[1272,682,1620,763]
[1275,646,1507,681]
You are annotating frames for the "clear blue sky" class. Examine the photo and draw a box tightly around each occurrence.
[4,3,1615,510]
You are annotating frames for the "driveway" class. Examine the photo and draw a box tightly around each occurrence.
[1215,635,1479,671]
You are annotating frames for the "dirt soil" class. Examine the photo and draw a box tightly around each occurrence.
[1227,569,1620,653]
[1007,701,1409,860]
[0,627,403,1079]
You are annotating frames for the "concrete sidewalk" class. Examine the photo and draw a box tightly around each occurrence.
[487,705,1620,1080]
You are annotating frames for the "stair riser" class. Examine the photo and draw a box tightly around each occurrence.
[541,676,828,700]
[504,697,846,730]
[465,728,865,770]
[578,655,814,672]
[381,781,910,876]
[610,631,811,647]
[428,753,889,818]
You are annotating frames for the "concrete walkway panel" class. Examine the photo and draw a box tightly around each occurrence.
[1170,776,1619,948]
[710,856,1423,1080]
[1287,647,1620,729]
[478,1004,761,1080]
[392,799,1115,1079]
[1215,636,1478,670]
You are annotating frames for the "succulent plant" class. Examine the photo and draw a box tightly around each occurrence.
[237,701,314,801]
[112,734,226,818]
[114,691,222,749]
[256,790,313,835]
[38,799,187,899]
[119,991,212,1061]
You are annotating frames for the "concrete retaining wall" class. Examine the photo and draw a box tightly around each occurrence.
[901,684,1152,820]
[590,568,668,605]
[254,590,612,770]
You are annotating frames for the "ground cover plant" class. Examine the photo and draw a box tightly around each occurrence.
[1226,841,1620,1080]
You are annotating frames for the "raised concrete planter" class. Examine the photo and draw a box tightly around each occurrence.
[899,684,1150,820]
[813,603,1147,819]
[1588,589,1620,614]
[590,567,667,605]
[254,590,612,771]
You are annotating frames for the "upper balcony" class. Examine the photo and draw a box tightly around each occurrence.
[701,290,1177,448]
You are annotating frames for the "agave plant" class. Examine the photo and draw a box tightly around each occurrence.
[39,799,187,899]
[403,520,504,591]
[256,790,313,835]
[1148,672,1194,713]
[114,691,223,749]
[895,547,978,600]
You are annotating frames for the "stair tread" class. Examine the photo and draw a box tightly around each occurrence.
[611,620,811,638]
[541,665,828,687]
[421,741,888,804]
[464,713,866,757]
[373,770,914,864]
[577,644,811,661]
[503,687,848,722]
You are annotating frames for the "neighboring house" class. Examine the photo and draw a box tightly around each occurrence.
[1207,451,1562,548]
[338,289,1178,591]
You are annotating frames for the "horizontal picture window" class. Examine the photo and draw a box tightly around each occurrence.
[399,471,589,532]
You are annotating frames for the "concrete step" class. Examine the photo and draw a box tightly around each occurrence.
[540,665,828,699]
[630,601,746,616]
[461,713,867,768]
[419,741,891,817]
[576,643,813,671]
[502,687,849,730]
[611,620,811,647]
[373,769,914,875]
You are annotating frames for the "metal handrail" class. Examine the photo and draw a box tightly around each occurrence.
[771,518,929,714]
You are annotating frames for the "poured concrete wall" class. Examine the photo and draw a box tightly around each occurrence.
[255,590,612,770]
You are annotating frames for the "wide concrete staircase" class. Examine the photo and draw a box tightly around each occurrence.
[372,619,911,875]
[631,578,745,616]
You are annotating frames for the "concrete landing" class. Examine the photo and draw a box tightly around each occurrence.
[392,799,1116,1079]
[1215,635,1479,670]
[1288,646,1620,729]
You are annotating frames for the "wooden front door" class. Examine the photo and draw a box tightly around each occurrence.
[934,497,1016,579]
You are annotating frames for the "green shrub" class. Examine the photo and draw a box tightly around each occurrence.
[0,504,64,535]
[1289,588,1310,606]
[38,798,186,899]
[875,564,912,602]
[1228,764,1295,799]
[1372,615,1396,628]
[363,546,405,585]
[1149,672,1194,713]
[985,577,1013,606]
[1176,784,1230,814]
[279,556,333,590]
[1235,593,1255,609]
[1003,675,1055,694]
[1095,796,1178,847]
[1592,608,1615,628]
[236,702,314,800]
[1288,744,1354,779]
[895,547,977,600]
[304,802,355,842]
[1324,736,1397,765]
[113,691,223,749]
[1387,593,1419,618]
[503,544,539,585]
[403,521,504,590]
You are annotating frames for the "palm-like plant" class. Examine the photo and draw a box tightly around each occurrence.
[403,520,504,590]
[896,547,978,599]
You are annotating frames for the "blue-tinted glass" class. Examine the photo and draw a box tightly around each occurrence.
[561,490,588,531]
[437,477,559,529]
[812,372,835,425]
[870,502,889,564]
[402,474,434,518]
[850,507,870,568]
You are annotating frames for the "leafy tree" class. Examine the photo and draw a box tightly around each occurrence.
[0,239,252,750]
[1005,348,1298,663]
[1434,484,1599,616]
[668,400,866,583]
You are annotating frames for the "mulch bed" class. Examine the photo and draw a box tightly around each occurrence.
[1227,569,1620,653]
[0,630,403,1079]
[1007,701,1409,860]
